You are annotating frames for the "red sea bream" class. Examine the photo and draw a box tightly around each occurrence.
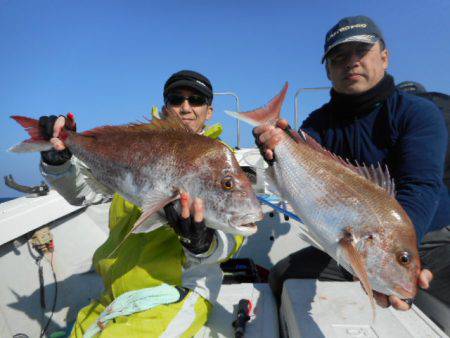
[230,83,421,313]
[10,115,263,243]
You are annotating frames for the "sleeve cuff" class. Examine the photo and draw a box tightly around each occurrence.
[40,159,73,175]
[186,234,218,258]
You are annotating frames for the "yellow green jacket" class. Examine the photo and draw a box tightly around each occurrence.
[40,123,244,302]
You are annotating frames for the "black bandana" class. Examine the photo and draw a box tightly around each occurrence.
[329,73,395,118]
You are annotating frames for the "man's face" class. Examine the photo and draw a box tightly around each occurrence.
[164,87,213,134]
[326,41,389,94]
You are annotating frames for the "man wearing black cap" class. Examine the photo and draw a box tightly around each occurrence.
[38,70,243,336]
[162,70,214,133]
[254,16,450,312]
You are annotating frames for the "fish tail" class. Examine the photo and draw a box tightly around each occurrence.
[9,115,74,153]
[225,82,289,127]
[9,116,54,153]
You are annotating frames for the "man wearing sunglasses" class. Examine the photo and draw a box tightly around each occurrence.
[254,16,450,313]
[162,70,214,134]
[38,70,244,337]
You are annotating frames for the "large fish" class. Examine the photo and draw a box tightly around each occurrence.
[230,83,421,313]
[10,115,263,244]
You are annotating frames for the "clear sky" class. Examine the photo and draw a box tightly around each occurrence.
[1,0,449,198]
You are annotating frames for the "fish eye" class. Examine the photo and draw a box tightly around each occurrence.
[397,251,411,265]
[221,176,234,191]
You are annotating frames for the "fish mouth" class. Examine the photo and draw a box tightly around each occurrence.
[401,297,415,306]
[229,213,262,235]
[207,211,262,236]
[393,285,417,300]
[233,222,257,235]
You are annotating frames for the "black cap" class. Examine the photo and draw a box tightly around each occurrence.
[396,81,426,94]
[163,70,213,102]
[322,15,384,63]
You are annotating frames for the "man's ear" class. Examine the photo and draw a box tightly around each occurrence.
[206,106,213,120]
[381,48,389,70]
[162,105,175,119]
[161,105,167,118]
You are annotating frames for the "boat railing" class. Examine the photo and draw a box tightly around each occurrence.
[215,86,331,148]
[293,87,330,130]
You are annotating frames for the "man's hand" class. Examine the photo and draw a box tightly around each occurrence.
[164,192,214,255]
[373,269,433,310]
[252,119,290,164]
[39,115,73,165]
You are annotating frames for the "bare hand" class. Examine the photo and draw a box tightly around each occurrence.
[253,119,290,161]
[50,116,67,151]
[179,192,204,222]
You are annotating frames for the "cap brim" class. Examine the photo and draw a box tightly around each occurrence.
[321,35,379,63]
[164,79,212,98]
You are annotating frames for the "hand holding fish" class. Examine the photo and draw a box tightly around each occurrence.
[164,192,214,255]
[39,114,76,165]
[372,269,433,310]
[253,119,294,163]
[47,115,68,151]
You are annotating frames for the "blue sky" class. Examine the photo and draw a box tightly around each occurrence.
[1,0,449,198]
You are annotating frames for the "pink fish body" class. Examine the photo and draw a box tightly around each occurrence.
[233,84,421,310]
[10,116,263,238]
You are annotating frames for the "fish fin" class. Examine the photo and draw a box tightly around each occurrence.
[82,112,191,139]
[79,164,114,197]
[264,166,282,195]
[288,212,324,250]
[297,230,325,251]
[225,83,289,127]
[131,211,167,234]
[11,116,46,140]
[133,191,180,232]
[295,128,361,170]
[291,129,396,197]
[354,162,396,197]
[148,109,192,132]
[285,128,307,143]
[106,191,181,258]
[339,228,376,321]
[225,110,260,127]
[9,140,54,153]
[9,116,54,153]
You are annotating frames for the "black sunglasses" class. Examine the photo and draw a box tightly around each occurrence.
[165,94,208,107]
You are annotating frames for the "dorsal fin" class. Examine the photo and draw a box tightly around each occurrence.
[290,128,396,196]
[354,162,396,197]
[82,112,191,137]
[145,111,192,132]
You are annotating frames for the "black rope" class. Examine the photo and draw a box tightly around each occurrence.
[38,260,45,309]
[40,254,58,338]
[27,237,58,338]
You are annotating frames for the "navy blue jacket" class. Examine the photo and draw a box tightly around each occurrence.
[301,89,450,242]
